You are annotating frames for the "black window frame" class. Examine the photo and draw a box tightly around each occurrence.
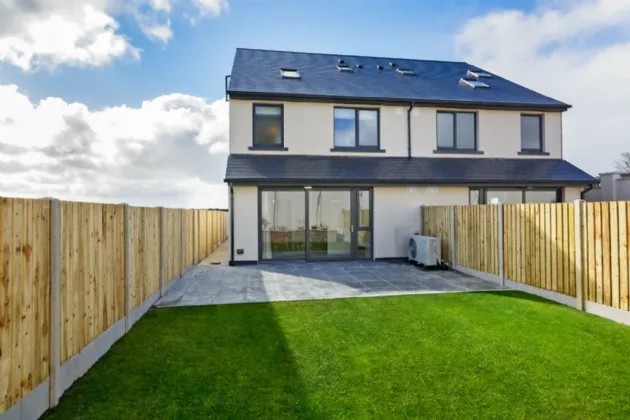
[332,107,381,151]
[469,187,563,204]
[251,103,286,150]
[520,114,544,153]
[436,111,478,152]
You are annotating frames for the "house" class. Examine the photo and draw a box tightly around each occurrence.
[584,172,630,202]
[224,48,596,264]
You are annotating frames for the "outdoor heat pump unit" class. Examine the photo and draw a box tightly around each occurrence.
[408,234,441,267]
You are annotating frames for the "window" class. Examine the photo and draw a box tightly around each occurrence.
[437,111,476,150]
[469,189,480,205]
[471,188,561,204]
[334,108,379,148]
[486,190,523,205]
[253,105,283,147]
[525,190,558,203]
[280,68,300,79]
[521,115,543,152]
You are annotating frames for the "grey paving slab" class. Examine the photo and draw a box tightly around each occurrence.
[156,261,507,308]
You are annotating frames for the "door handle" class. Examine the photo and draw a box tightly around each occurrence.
[351,225,354,233]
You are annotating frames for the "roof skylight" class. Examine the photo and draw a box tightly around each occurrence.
[389,62,396,67]
[467,69,492,78]
[337,64,353,72]
[355,64,363,69]
[396,68,415,76]
[280,68,301,79]
[376,65,383,70]
[460,78,490,88]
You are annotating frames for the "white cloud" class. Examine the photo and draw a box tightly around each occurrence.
[455,0,630,176]
[0,0,229,70]
[0,1,138,71]
[0,84,229,208]
[193,0,228,17]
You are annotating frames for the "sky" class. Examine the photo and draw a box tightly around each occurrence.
[1,0,629,208]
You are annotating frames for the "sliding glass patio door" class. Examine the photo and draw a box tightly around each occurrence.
[259,187,373,261]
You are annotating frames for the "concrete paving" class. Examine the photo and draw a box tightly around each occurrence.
[156,260,506,308]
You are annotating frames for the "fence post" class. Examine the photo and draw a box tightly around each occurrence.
[574,199,584,311]
[124,204,131,332]
[419,205,424,235]
[49,198,60,407]
[159,206,165,297]
[450,206,456,267]
[498,204,505,287]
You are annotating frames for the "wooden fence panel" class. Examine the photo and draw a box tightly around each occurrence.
[453,205,499,275]
[129,207,160,309]
[422,206,451,263]
[192,210,199,264]
[583,202,630,308]
[59,202,125,363]
[212,210,217,252]
[163,209,182,285]
[0,198,50,414]
[184,210,194,268]
[504,203,576,296]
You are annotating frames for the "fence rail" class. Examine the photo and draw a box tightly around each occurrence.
[0,197,227,417]
[422,201,630,314]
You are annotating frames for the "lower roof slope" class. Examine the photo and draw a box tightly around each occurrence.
[225,154,596,186]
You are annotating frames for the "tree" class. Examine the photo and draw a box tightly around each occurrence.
[615,152,630,173]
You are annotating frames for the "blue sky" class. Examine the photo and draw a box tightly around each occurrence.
[1,0,539,108]
[1,0,629,207]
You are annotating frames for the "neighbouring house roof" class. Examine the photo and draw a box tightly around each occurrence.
[228,48,570,110]
[225,155,596,185]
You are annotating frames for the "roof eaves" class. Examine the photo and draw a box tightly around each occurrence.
[225,178,595,186]
[227,91,572,111]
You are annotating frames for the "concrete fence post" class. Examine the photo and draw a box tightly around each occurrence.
[574,199,584,311]
[49,198,61,408]
[419,205,424,235]
[498,204,505,287]
[124,204,131,332]
[159,206,165,297]
[450,206,456,267]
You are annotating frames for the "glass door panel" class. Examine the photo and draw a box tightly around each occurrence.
[260,190,306,260]
[308,190,352,260]
[356,189,372,259]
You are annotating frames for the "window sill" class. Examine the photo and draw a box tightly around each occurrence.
[518,151,550,156]
[248,146,289,151]
[433,149,484,155]
[330,147,386,153]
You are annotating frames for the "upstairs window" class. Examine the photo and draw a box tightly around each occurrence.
[521,114,543,152]
[437,111,476,151]
[253,104,283,147]
[334,108,379,148]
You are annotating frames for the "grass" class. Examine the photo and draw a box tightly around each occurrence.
[43,292,630,419]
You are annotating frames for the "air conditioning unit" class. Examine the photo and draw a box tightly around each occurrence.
[408,235,441,266]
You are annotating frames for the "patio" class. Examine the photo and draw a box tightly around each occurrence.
[157,258,505,308]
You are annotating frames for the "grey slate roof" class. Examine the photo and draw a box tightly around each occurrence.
[225,155,596,185]
[228,48,570,110]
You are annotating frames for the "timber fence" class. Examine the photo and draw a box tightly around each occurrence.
[0,197,228,419]
[422,201,630,322]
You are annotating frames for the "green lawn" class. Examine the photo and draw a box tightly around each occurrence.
[43,292,630,419]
